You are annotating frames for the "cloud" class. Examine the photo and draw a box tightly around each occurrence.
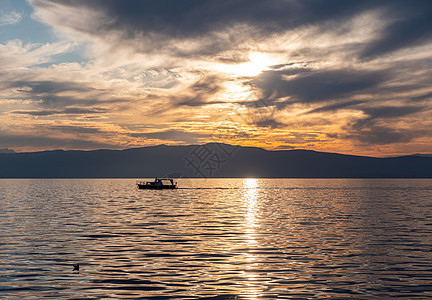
[253,118,284,129]
[29,0,380,58]
[412,91,432,102]
[308,100,366,113]
[131,129,207,143]
[342,125,423,145]
[12,107,108,116]
[0,9,24,26]
[0,131,117,150]
[170,74,226,107]
[2,78,125,109]
[360,1,432,60]
[0,40,74,68]
[48,125,104,134]
[340,105,428,145]
[11,80,93,94]
[251,68,386,105]
[360,106,425,120]
[30,0,432,61]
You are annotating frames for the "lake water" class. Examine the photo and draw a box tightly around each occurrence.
[1,178,432,299]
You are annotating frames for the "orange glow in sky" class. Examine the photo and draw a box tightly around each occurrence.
[1,1,432,157]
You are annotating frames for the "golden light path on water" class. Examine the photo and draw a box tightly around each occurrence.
[242,178,261,299]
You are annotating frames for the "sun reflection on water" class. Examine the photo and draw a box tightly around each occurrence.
[242,178,262,299]
[244,178,258,234]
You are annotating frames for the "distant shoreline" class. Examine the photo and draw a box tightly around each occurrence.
[2,177,432,179]
[1,143,432,178]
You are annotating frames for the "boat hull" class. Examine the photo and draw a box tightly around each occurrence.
[137,184,177,190]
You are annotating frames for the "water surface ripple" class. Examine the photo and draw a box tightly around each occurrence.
[1,178,432,299]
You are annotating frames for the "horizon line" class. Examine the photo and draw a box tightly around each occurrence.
[2,143,432,159]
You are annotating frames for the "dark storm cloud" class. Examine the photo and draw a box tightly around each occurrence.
[42,0,366,37]
[360,0,432,59]
[33,0,432,59]
[360,106,425,120]
[308,100,366,113]
[251,68,386,105]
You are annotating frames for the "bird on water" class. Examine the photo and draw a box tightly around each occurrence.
[73,263,79,272]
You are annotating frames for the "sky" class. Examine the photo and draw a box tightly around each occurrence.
[1,0,432,156]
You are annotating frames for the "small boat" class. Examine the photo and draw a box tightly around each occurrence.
[137,177,177,190]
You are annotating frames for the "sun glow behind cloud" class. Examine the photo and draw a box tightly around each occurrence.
[217,52,278,77]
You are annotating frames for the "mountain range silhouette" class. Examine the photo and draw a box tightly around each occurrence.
[1,143,431,178]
